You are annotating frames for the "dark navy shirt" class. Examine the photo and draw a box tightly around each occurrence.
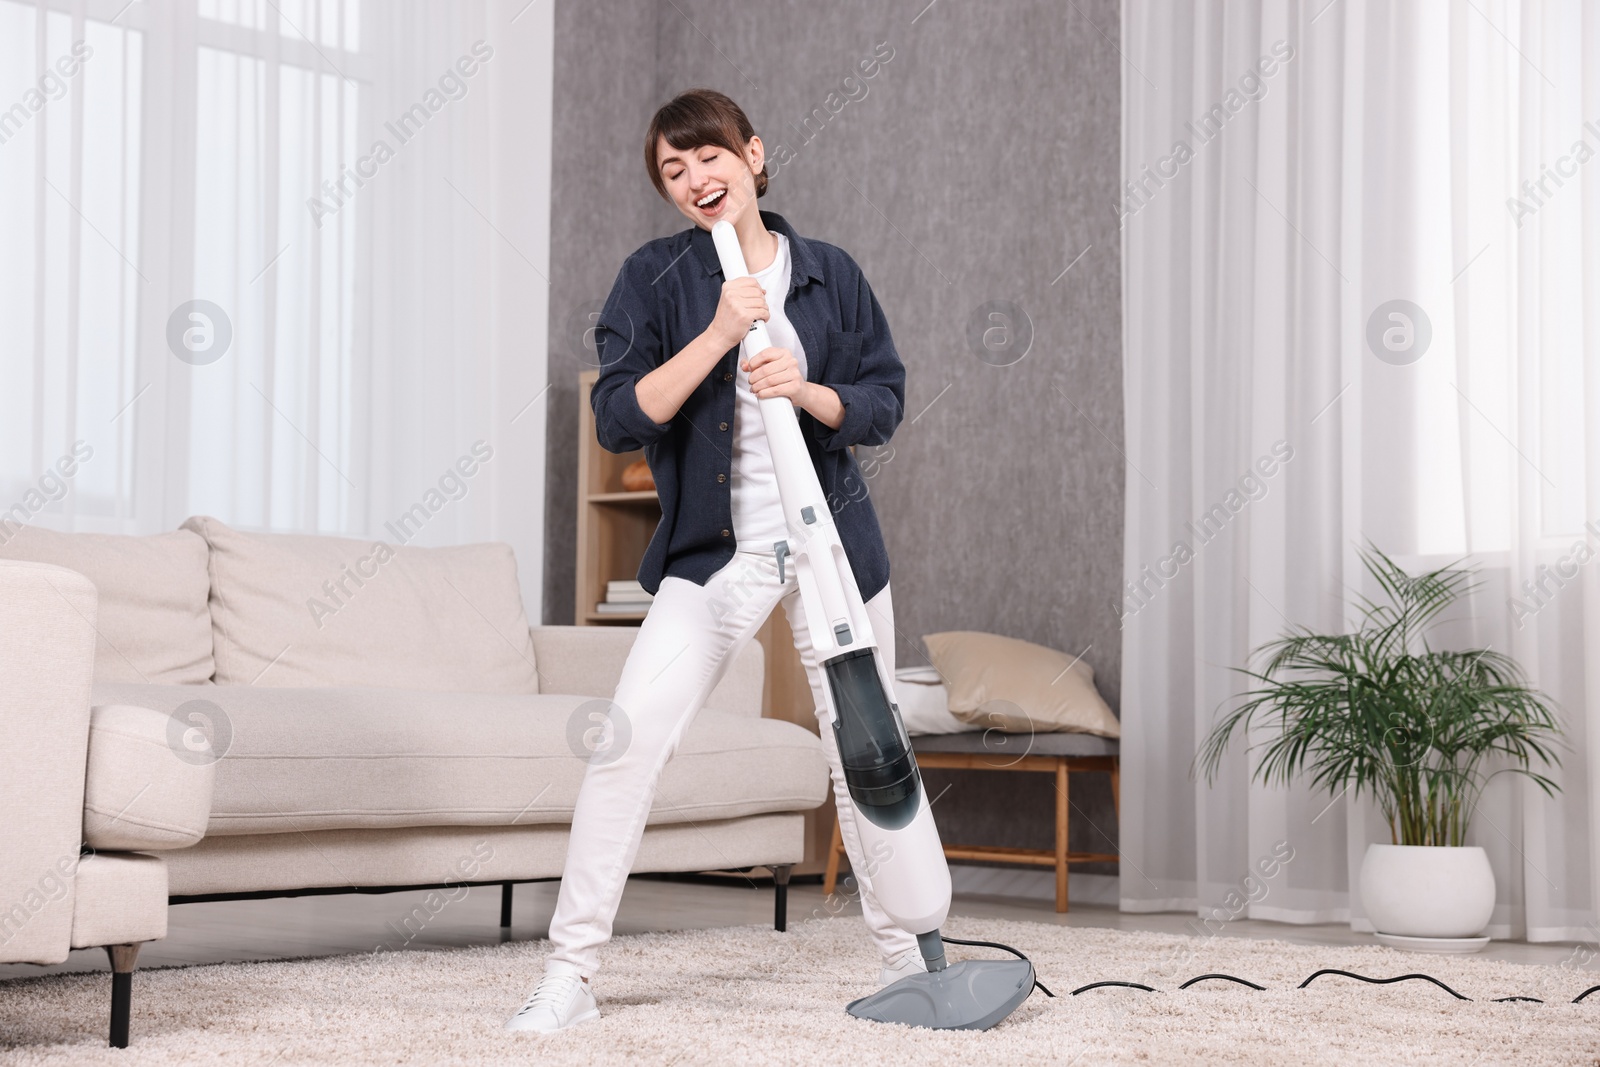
[591,209,906,601]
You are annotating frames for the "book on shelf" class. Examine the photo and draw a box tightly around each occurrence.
[604,580,652,604]
[594,601,649,615]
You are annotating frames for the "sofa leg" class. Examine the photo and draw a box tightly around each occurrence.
[769,865,792,932]
[500,882,513,929]
[105,943,141,1048]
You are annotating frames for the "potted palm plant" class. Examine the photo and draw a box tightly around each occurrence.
[1197,545,1563,949]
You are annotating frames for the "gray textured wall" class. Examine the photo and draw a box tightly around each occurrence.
[544,0,1124,877]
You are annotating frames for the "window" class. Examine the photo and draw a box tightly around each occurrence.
[3,0,369,530]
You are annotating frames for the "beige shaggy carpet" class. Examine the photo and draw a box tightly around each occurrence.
[3,915,1599,1066]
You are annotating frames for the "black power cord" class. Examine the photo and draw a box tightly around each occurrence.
[939,935,1056,997]
[1181,973,1268,991]
[1064,967,1600,1004]
[1299,968,1468,999]
[929,943,1600,1007]
[1073,980,1158,994]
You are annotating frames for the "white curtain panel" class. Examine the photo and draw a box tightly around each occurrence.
[1,0,552,616]
[1121,0,1599,941]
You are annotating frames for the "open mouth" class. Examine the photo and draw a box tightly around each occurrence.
[695,188,727,216]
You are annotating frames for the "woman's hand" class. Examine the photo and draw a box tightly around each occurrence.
[746,349,845,427]
[709,277,769,350]
[744,347,807,402]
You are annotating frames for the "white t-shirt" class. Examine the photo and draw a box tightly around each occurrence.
[731,232,808,548]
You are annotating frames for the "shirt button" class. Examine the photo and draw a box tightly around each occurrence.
[723,372,733,381]
[717,473,726,483]
[719,421,728,431]
[721,528,731,538]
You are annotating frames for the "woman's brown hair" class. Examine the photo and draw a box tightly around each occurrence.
[645,88,768,201]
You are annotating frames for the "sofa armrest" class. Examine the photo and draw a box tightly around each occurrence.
[0,559,98,964]
[68,852,167,950]
[527,624,766,716]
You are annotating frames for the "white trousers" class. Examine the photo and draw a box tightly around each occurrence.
[544,546,921,979]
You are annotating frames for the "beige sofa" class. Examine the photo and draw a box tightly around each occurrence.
[0,517,831,1047]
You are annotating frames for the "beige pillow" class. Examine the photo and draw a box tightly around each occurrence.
[181,515,540,693]
[921,631,1120,738]
[0,525,214,685]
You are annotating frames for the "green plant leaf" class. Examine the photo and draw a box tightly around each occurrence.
[1194,544,1566,846]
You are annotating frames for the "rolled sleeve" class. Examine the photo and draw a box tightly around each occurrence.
[812,270,905,452]
[591,253,674,454]
[814,383,878,451]
[596,373,674,454]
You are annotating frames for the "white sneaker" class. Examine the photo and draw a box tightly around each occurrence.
[877,947,929,988]
[504,970,600,1033]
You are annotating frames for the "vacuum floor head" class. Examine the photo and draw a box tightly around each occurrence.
[845,959,1036,1030]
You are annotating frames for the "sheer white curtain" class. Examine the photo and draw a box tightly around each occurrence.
[1121,0,1600,941]
[1,0,552,614]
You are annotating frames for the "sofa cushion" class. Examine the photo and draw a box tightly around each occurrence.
[159,817,807,898]
[90,683,831,836]
[181,515,540,693]
[0,526,213,685]
[84,703,216,851]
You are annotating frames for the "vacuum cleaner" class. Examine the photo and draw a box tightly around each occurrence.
[710,220,1036,1030]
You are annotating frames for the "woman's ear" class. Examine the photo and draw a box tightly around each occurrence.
[745,135,764,176]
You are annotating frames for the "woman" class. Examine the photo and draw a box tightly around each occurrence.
[506,88,917,1034]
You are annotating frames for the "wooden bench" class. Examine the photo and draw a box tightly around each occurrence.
[823,731,1119,912]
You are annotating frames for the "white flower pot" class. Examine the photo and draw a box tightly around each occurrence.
[1358,843,1496,938]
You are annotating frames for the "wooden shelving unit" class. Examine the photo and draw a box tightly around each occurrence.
[574,374,658,624]
[574,371,835,875]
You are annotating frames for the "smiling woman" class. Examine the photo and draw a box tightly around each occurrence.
[644,88,770,208]
[502,88,913,1035]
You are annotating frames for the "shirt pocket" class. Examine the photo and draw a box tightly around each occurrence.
[823,328,865,385]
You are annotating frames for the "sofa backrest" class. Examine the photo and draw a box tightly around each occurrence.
[0,525,214,685]
[528,625,765,715]
[182,515,541,693]
[0,519,764,708]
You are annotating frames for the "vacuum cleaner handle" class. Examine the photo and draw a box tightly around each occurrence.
[709,221,776,356]
[709,219,862,655]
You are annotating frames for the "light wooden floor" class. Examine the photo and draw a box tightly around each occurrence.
[0,873,1579,981]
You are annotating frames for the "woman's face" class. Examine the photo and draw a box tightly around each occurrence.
[656,134,763,229]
